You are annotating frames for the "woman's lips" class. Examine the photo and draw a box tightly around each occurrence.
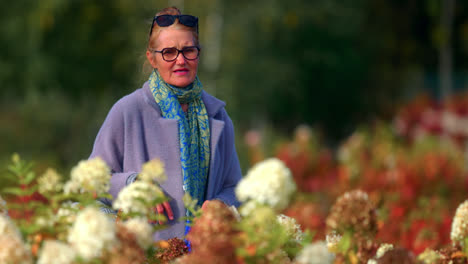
[173,68,189,75]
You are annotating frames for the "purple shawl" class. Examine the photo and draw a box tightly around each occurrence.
[89,81,242,241]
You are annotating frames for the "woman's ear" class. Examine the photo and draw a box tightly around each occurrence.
[146,50,158,69]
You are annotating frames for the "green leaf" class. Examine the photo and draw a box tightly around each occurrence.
[339,231,352,253]
[2,187,26,196]
[23,172,37,185]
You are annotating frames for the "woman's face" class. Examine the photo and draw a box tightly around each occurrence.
[146,28,199,87]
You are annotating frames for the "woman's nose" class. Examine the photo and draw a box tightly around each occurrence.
[175,52,186,65]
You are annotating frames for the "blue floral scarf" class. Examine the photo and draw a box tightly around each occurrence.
[149,70,210,221]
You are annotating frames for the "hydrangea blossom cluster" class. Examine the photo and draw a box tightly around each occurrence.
[0,215,33,264]
[37,168,63,195]
[326,189,377,237]
[123,218,154,249]
[64,157,110,195]
[277,214,304,243]
[139,158,167,183]
[235,158,296,211]
[67,207,117,260]
[451,200,468,244]
[295,241,335,264]
[37,240,76,264]
[113,181,164,215]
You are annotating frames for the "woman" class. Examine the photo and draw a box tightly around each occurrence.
[89,7,242,241]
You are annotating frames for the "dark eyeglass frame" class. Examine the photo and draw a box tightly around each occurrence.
[149,46,200,62]
[149,15,199,37]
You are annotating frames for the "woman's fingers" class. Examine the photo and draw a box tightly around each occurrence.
[155,204,165,225]
[154,202,173,224]
[162,201,174,220]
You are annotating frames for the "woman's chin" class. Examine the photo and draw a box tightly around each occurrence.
[168,77,195,88]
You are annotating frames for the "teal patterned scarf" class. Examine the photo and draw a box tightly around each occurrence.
[149,70,210,216]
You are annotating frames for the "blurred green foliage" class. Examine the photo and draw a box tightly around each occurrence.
[0,0,467,174]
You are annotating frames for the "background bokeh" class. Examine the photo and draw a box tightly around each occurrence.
[0,0,467,177]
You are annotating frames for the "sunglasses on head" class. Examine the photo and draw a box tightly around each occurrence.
[149,15,199,37]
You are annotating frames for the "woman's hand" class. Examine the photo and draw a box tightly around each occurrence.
[155,201,174,224]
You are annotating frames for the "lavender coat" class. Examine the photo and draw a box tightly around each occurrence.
[89,81,242,241]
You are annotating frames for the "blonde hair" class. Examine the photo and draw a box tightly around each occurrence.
[147,6,199,49]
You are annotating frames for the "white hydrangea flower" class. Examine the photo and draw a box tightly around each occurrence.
[239,200,261,217]
[56,202,79,225]
[67,207,117,260]
[375,243,393,258]
[123,218,154,249]
[65,157,110,195]
[295,241,335,264]
[63,180,80,195]
[277,214,303,243]
[451,200,468,244]
[35,215,55,228]
[113,181,164,215]
[139,158,167,183]
[0,215,33,264]
[235,158,296,211]
[417,248,442,264]
[38,168,63,194]
[38,240,76,264]
[0,195,7,215]
[325,231,342,252]
[367,243,394,264]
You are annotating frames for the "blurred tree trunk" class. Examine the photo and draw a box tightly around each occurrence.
[202,0,223,96]
[439,0,456,99]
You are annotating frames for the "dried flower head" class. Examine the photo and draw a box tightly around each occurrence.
[67,207,117,260]
[38,168,63,195]
[377,248,416,264]
[139,158,167,183]
[437,244,466,263]
[295,241,335,264]
[37,240,76,264]
[113,181,164,215]
[155,238,189,263]
[236,158,296,211]
[65,157,110,195]
[0,215,33,264]
[326,189,377,237]
[122,218,154,249]
[105,222,146,264]
[183,200,238,263]
[451,200,468,244]
[277,214,304,243]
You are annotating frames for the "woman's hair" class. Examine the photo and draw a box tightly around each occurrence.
[147,6,199,49]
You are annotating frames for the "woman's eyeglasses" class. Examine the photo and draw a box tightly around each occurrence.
[149,15,199,37]
[149,46,200,62]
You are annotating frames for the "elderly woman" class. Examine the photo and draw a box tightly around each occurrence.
[89,7,242,241]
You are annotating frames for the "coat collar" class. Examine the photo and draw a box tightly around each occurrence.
[142,81,226,118]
